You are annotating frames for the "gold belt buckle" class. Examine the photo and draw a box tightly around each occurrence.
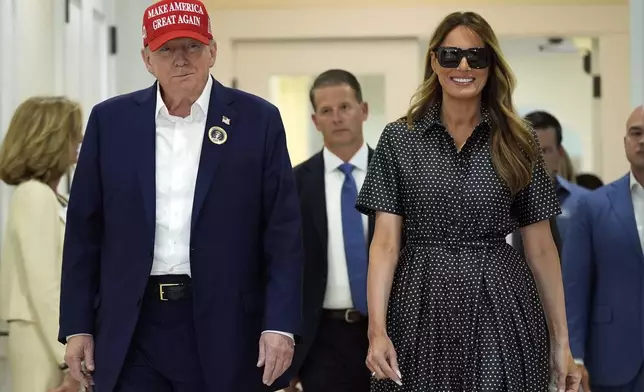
[159,283,181,301]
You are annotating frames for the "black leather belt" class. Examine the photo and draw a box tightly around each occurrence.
[146,275,192,301]
[322,308,366,323]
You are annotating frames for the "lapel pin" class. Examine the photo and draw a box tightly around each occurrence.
[222,115,230,125]
[208,126,228,145]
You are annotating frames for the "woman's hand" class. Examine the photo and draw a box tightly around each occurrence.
[551,341,582,392]
[366,333,402,386]
[47,372,81,392]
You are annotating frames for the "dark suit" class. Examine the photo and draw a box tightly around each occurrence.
[58,77,304,392]
[563,174,644,390]
[291,149,374,391]
[510,218,562,256]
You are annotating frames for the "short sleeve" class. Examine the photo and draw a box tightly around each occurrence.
[356,124,404,216]
[511,132,562,227]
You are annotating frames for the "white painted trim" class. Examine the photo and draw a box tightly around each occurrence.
[631,0,644,107]
[0,0,16,244]
[105,0,117,98]
[0,0,16,131]
[212,5,627,38]
[52,0,67,95]
[0,1,13,383]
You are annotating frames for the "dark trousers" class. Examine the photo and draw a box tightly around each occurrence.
[299,313,370,392]
[592,364,644,392]
[113,275,205,392]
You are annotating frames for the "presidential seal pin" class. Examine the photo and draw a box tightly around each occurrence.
[208,126,228,145]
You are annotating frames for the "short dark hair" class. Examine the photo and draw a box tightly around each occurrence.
[575,173,604,190]
[524,110,563,146]
[309,69,363,111]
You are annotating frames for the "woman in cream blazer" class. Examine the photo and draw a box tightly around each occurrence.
[0,97,83,392]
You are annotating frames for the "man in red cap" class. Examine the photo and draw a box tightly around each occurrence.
[58,1,304,391]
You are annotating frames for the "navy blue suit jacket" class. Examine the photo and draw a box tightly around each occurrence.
[58,77,304,392]
[562,174,644,386]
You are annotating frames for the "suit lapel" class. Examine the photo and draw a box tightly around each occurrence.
[134,84,158,233]
[608,175,643,261]
[191,78,237,230]
[307,153,328,253]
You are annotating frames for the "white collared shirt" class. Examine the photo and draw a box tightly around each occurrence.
[630,172,644,255]
[322,143,369,309]
[150,76,213,276]
[150,77,292,341]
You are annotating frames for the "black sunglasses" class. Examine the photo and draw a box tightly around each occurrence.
[434,46,490,69]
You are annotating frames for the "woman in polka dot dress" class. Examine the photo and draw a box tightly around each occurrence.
[356,12,582,392]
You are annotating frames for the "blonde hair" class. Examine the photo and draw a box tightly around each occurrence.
[404,12,539,195]
[558,147,576,182]
[0,96,83,186]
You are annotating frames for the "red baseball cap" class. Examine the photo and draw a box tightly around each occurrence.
[142,0,213,51]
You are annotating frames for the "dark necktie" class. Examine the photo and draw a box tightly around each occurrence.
[338,163,368,314]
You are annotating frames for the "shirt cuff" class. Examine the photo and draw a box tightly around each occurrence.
[574,358,584,366]
[262,330,295,344]
[66,333,92,342]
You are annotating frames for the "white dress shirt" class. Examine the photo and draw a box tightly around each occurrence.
[630,172,644,254]
[150,76,292,341]
[322,143,369,309]
[150,76,212,276]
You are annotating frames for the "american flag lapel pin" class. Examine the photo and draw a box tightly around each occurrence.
[222,115,230,125]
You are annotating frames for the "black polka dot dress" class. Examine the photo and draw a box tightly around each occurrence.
[355,104,561,391]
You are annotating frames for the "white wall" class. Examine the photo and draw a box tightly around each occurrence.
[632,0,644,107]
[500,37,593,173]
[114,0,155,94]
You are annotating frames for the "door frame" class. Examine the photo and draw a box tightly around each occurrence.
[55,0,115,115]
[233,38,421,121]
[233,38,421,164]
[54,0,115,193]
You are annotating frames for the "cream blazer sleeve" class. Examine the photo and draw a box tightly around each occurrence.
[11,181,66,364]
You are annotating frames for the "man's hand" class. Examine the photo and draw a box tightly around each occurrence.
[256,332,294,386]
[48,372,81,392]
[64,335,95,389]
[283,377,301,392]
